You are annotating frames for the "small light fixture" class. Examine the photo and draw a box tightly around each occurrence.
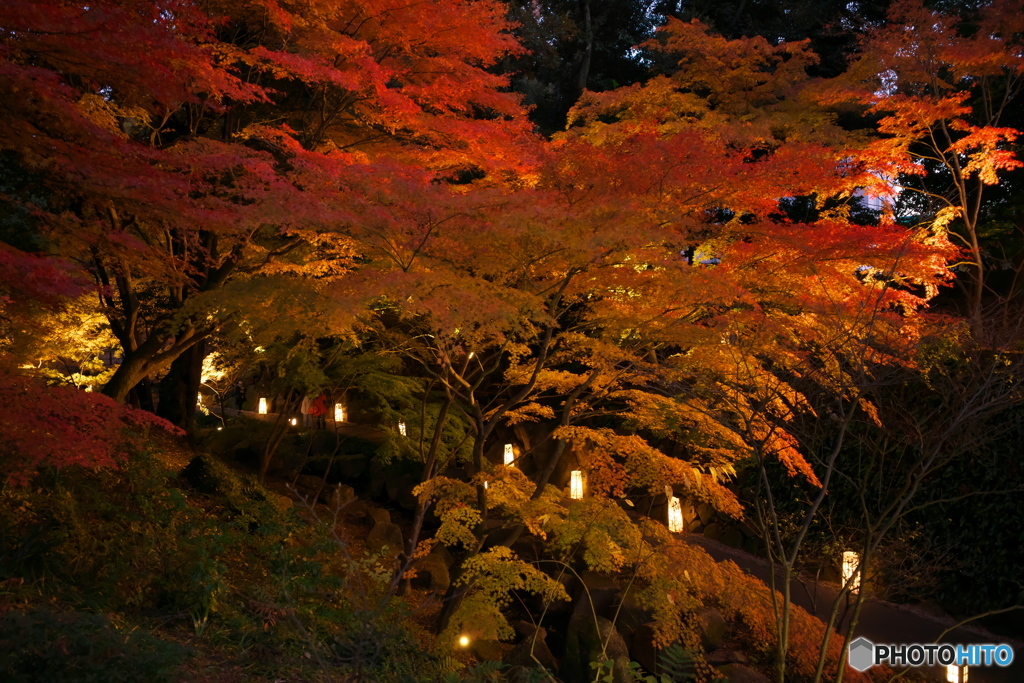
[458,635,470,647]
[842,551,861,593]
[570,470,584,500]
[667,496,684,532]
[483,481,489,489]
[290,417,297,426]
[503,443,515,466]
[258,397,268,415]
[398,421,407,436]
[334,403,345,422]
[216,426,223,431]
[467,351,475,359]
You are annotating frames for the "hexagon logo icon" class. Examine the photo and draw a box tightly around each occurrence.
[848,637,875,672]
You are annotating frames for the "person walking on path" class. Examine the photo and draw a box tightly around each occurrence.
[300,393,313,428]
[310,393,327,430]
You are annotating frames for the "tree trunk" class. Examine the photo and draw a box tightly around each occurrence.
[157,340,207,433]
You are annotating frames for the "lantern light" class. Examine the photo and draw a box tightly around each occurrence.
[483,481,489,489]
[334,403,345,422]
[667,496,684,533]
[842,551,861,593]
[258,397,268,415]
[398,421,407,436]
[503,443,515,466]
[290,417,297,426]
[216,426,223,431]
[946,664,969,682]
[458,635,470,647]
[570,470,584,500]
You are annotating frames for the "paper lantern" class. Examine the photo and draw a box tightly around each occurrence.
[334,403,345,422]
[570,470,584,500]
[398,421,407,436]
[842,551,861,592]
[667,496,684,532]
[503,443,515,466]
[258,397,268,415]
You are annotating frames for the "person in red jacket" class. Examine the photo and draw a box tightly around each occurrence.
[310,393,327,429]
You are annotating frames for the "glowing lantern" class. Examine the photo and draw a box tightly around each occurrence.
[398,421,407,436]
[842,551,861,592]
[667,496,684,532]
[290,417,297,426]
[503,443,515,466]
[258,397,268,415]
[216,426,223,431]
[458,635,470,647]
[946,665,968,682]
[570,470,584,500]
[334,403,345,422]
[483,481,489,490]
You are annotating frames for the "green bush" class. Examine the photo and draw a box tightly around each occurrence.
[0,609,188,682]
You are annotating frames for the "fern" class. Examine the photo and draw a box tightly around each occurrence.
[658,644,696,682]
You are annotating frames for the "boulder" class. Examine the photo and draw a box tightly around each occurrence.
[410,552,450,594]
[563,614,632,683]
[693,607,727,651]
[328,483,356,510]
[366,507,403,557]
[696,503,717,526]
[610,589,653,643]
[470,639,506,662]
[366,507,392,526]
[629,622,661,676]
[336,452,369,479]
[504,624,558,673]
[703,522,724,542]
[573,571,621,618]
[721,527,744,549]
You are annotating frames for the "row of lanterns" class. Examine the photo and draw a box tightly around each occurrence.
[503,443,585,500]
[256,398,348,422]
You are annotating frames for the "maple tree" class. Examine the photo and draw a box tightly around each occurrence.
[0,0,532,421]
[819,0,1024,334]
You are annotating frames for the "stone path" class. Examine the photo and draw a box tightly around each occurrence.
[686,534,1023,683]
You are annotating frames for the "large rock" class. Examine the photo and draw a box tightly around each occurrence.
[563,614,631,683]
[573,571,621,618]
[721,527,744,549]
[410,552,450,594]
[696,503,717,526]
[336,452,369,479]
[629,622,662,676]
[504,623,558,673]
[610,589,653,644]
[693,607,727,651]
[366,507,403,557]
